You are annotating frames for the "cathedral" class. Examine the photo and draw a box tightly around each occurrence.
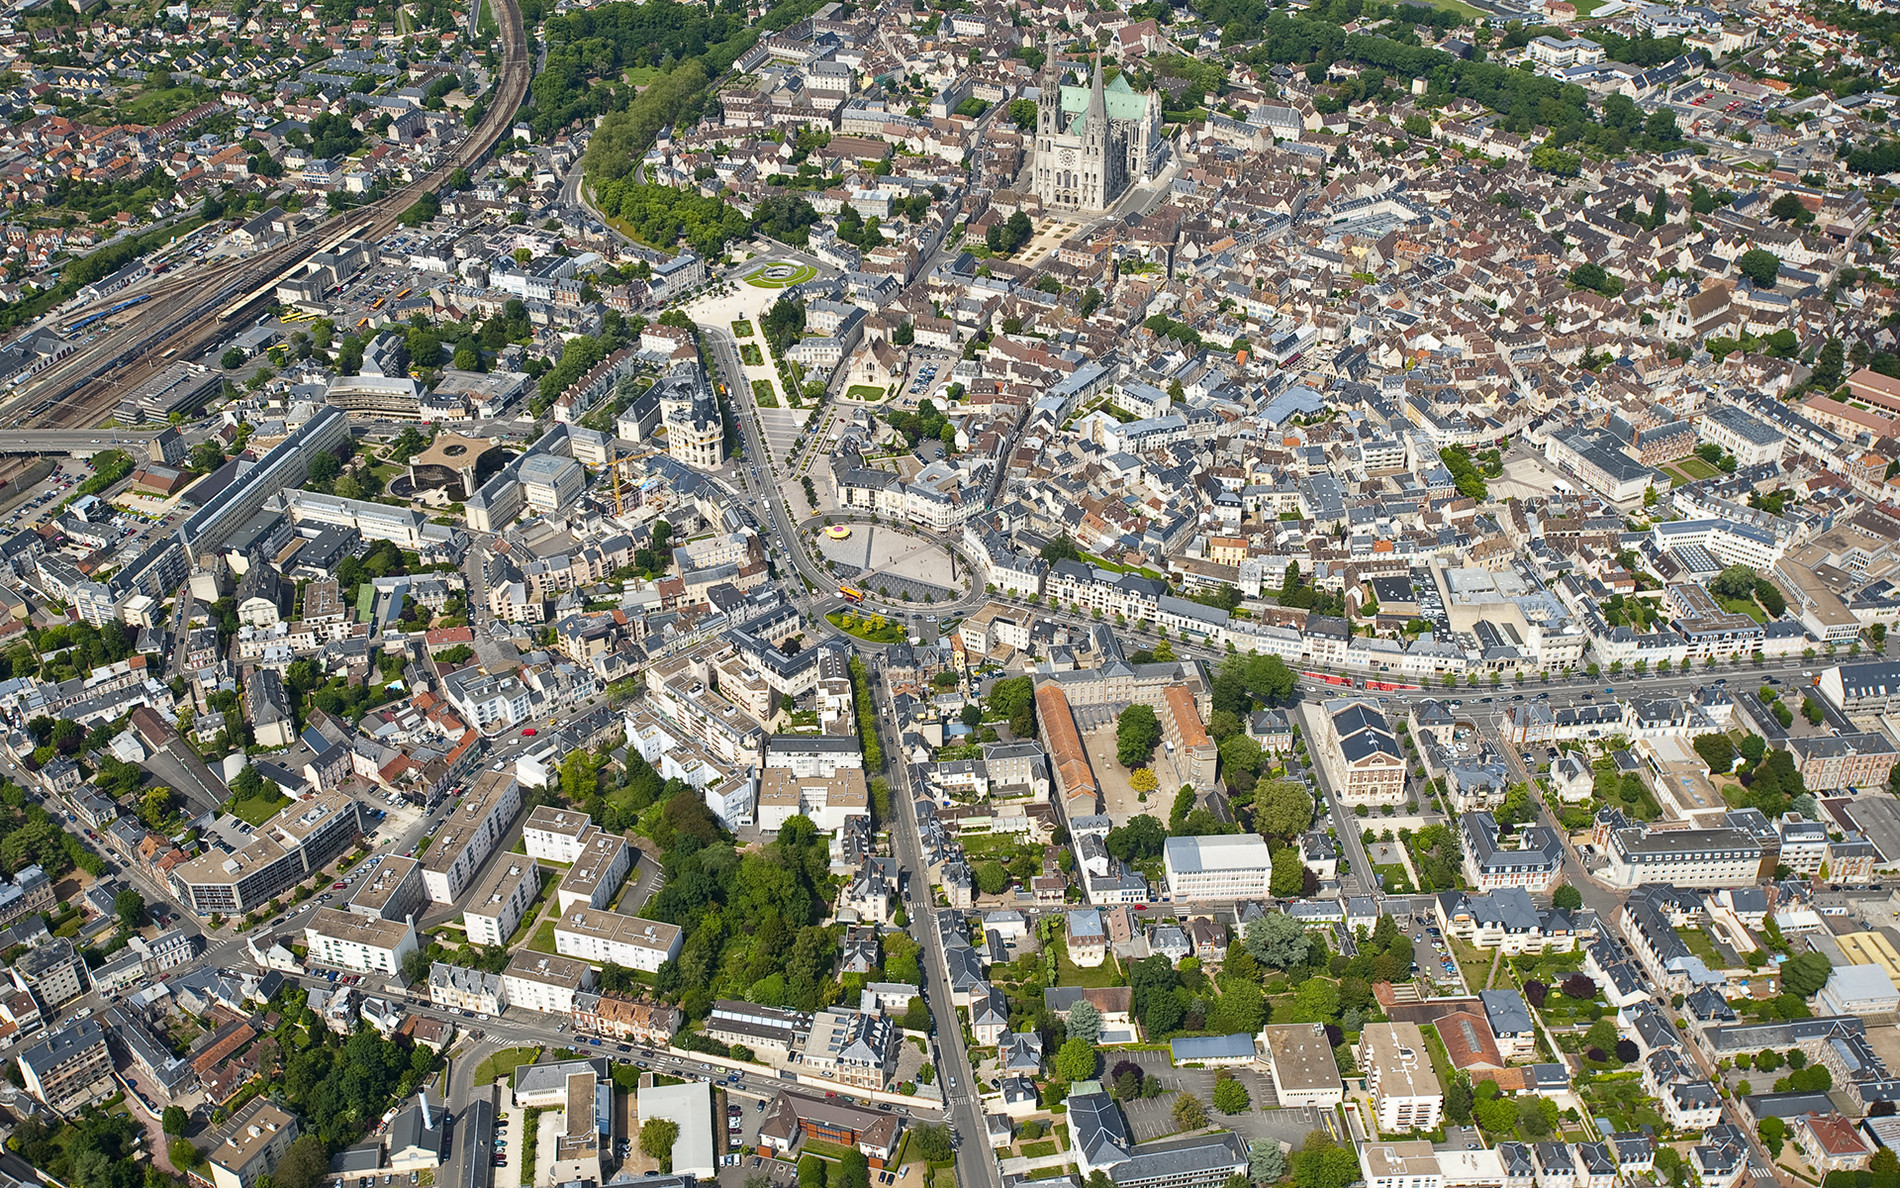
[1029,35,1163,213]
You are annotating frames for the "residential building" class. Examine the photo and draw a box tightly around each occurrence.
[428,963,505,1015]
[303,908,418,976]
[553,909,682,972]
[17,1019,113,1110]
[205,1100,301,1188]
[1359,1022,1444,1133]
[502,952,598,1016]
[463,858,544,947]
[420,769,522,902]
[169,791,364,915]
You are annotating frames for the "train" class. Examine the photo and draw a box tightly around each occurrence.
[1364,679,1421,693]
[63,293,151,335]
[1302,671,1353,687]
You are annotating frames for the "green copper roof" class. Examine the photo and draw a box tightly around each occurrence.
[1058,81,1149,121]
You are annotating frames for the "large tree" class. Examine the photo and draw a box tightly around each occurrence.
[1117,704,1161,768]
[1244,912,1311,971]
[1254,779,1314,839]
[1737,248,1782,288]
[640,1119,680,1172]
[1067,1000,1103,1045]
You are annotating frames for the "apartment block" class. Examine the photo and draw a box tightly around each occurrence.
[345,854,424,922]
[420,770,522,903]
[17,1019,113,1111]
[553,908,682,972]
[522,805,595,863]
[556,830,632,912]
[205,1100,301,1188]
[1359,1022,1444,1133]
[464,858,544,947]
[502,952,598,1015]
[303,907,418,975]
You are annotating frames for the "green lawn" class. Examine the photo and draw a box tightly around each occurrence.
[117,85,203,126]
[827,610,906,643]
[473,1046,540,1086]
[1056,946,1121,988]
[1677,926,1725,967]
[1659,464,1692,488]
[527,919,558,954]
[1374,863,1415,893]
[739,343,764,365]
[744,263,818,289]
[731,319,755,338]
[751,379,780,408]
[1021,1141,1059,1158]
[1675,455,1722,480]
[625,64,664,85]
[1718,596,1766,623]
[847,385,886,401]
[228,792,291,826]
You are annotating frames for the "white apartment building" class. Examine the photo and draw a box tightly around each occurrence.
[501,952,598,1015]
[1359,1022,1444,1133]
[1360,1142,1445,1188]
[421,770,523,903]
[464,858,544,947]
[1601,823,1763,889]
[1162,835,1273,900]
[553,908,683,972]
[756,768,870,833]
[303,908,418,976]
[557,830,633,912]
[523,805,595,862]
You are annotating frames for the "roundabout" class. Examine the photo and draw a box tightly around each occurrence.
[744,261,818,289]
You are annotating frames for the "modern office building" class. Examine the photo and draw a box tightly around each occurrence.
[1162,835,1273,900]
[169,791,364,915]
[1260,1023,1346,1107]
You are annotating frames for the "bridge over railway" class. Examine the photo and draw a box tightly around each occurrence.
[0,431,162,455]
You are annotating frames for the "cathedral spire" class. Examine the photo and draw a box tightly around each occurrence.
[1086,51,1107,125]
[1042,29,1061,95]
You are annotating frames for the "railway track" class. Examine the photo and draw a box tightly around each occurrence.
[4,0,531,432]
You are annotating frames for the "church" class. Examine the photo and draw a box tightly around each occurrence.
[1029,35,1164,213]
